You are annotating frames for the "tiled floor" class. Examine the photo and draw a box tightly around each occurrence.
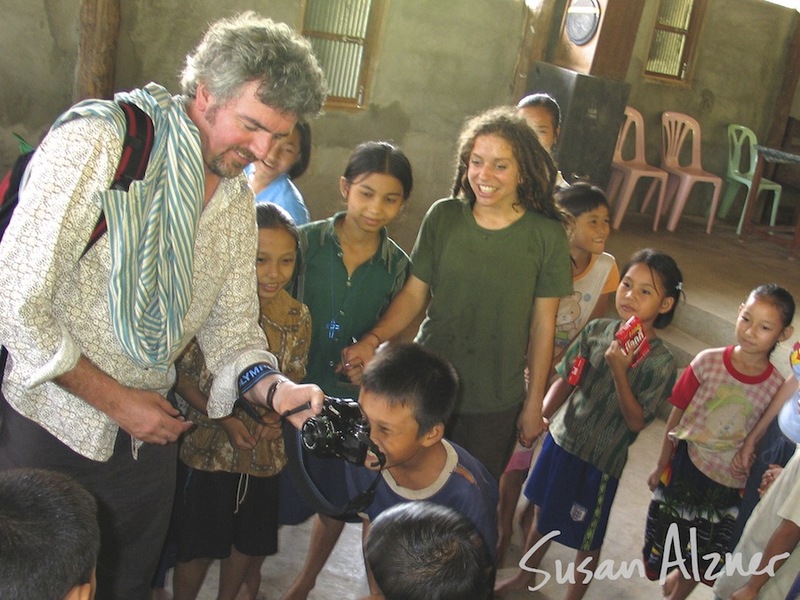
[183,212,800,600]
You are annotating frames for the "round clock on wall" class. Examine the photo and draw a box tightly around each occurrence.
[564,0,601,46]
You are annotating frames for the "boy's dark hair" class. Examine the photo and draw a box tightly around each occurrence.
[360,343,458,436]
[555,181,610,219]
[621,248,683,329]
[0,468,100,600]
[365,501,493,600]
[287,120,312,180]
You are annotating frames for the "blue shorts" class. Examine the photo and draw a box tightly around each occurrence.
[524,435,618,551]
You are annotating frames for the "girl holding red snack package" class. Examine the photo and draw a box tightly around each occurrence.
[495,248,682,599]
[642,283,795,600]
[496,182,620,561]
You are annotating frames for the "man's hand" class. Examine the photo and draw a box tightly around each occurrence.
[111,388,192,444]
[54,355,192,444]
[245,377,324,430]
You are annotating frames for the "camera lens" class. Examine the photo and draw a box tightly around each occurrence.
[301,417,333,452]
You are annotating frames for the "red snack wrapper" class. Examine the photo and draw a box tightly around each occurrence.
[615,315,650,368]
[568,355,586,386]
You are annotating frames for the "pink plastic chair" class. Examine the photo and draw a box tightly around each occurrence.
[641,111,723,233]
[606,106,668,231]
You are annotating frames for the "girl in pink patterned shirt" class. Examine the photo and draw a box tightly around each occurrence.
[643,283,795,600]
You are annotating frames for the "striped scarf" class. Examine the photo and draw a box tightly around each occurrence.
[52,83,203,371]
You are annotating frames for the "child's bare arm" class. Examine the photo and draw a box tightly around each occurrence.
[519,297,560,446]
[174,368,209,414]
[588,292,612,322]
[175,362,257,449]
[542,376,574,420]
[730,517,799,599]
[648,406,684,490]
[733,374,797,479]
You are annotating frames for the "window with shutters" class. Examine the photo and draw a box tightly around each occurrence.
[301,0,386,111]
[644,0,707,84]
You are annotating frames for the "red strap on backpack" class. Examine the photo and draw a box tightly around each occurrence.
[0,102,155,375]
[0,170,12,205]
[86,102,155,251]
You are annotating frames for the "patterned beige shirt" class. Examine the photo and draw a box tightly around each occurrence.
[0,114,275,460]
[179,289,312,476]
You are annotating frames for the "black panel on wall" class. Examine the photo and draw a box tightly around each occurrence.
[526,62,629,189]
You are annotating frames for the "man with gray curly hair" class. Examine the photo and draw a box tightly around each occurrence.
[0,12,327,600]
[181,12,326,179]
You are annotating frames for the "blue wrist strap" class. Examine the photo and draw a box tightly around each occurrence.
[238,363,280,396]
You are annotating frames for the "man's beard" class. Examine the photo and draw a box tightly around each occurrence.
[204,102,256,179]
[207,147,256,179]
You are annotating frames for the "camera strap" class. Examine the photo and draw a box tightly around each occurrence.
[282,421,384,519]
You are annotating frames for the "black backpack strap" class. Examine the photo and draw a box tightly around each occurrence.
[84,102,154,254]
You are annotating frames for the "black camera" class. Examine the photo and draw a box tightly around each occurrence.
[301,396,380,466]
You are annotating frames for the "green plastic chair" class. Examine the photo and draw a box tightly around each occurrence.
[718,124,782,234]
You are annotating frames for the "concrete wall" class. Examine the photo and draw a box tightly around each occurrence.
[624,0,797,218]
[0,0,797,243]
[0,0,80,152]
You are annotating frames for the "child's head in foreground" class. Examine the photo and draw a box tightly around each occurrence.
[617,248,683,331]
[359,343,459,469]
[365,501,493,600]
[0,468,100,600]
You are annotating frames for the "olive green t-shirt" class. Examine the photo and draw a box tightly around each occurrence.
[411,198,571,414]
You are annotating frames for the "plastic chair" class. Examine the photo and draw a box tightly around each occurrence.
[641,111,723,233]
[717,124,783,235]
[606,106,668,231]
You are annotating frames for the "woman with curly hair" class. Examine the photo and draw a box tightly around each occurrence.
[344,106,572,479]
